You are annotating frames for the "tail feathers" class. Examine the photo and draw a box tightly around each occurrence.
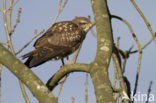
[22,47,61,68]
[21,50,38,68]
[21,50,37,59]
[24,56,33,68]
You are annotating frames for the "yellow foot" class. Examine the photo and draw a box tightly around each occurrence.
[64,56,70,65]
[67,59,70,64]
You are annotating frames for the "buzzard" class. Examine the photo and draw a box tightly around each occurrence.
[22,17,94,68]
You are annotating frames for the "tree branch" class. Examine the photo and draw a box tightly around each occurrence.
[0,44,57,103]
[90,0,115,103]
[130,0,156,43]
[111,15,141,50]
[112,47,129,103]
[46,64,90,91]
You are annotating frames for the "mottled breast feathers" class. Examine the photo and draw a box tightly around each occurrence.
[34,21,85,49]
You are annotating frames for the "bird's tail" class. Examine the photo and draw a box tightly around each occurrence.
[21,50,38,68]
[21,47,58,68]
[21,50,37,59]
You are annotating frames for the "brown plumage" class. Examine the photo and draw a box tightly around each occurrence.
[21,17,94,68]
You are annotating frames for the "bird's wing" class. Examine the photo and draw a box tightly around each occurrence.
[23,44,77,68]
[34,21,85,49]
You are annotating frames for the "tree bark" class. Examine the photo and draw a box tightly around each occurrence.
[0,44,57,103]
[90,0,115,103]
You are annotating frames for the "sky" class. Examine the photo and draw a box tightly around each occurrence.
[0,0,156,103]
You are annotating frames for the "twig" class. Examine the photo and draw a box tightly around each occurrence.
[0,64,2,102]
[146,81,153,103]
[112,47,129,103]
[10,8,21,36]
[16,29,44,55]
[3,0,14,53]
[51,0,62,25]
[19,81,30,103]
[122,45,134,73]
[90,28,97,38]
[130,38,153,54]
[122,59,127,73]
[117,37,120,47]
[111,15,142,50]
[130,0,156,43]
[88,16,97,37]
[112,56,118,89]
[141,38,153,50]
[0,8,3,12]
[85,74,88,103]
[72,97,75,103]
[2,0,30,102]
[6,0,19,11]
[60,0,68,11]
[56,83,63,99]
[133,52,142,98]
[0,42,8,46]
[123,76,131,98]
[8,0,13,34]
[116,93,120,103]
[72,45,82,64]
[52,0,68,25]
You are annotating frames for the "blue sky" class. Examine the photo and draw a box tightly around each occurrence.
[0,0,156,103]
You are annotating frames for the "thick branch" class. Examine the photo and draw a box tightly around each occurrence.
[46,64,90,91]
[0,44,57,103]
[90,0,115,103]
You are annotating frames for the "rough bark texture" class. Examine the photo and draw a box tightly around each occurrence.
[90,0,115,103]
[0,44,57,103]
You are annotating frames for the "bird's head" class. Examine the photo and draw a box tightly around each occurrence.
[72,17,94,33]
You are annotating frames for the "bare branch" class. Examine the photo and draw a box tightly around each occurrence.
[0,8,3,12]
[130,37,153,54]
[16,29,44,55]
[72,97,75,103]
[133,52,142,99]
[72,45,82,64]
[10,8,21,36]
[146,81,153,103]
[52,0,68,25]
[130,0,156,43]
[0,42,8,46]
[6,0,19,11]
[2,1,29,102]
[0,64,2,102]
[85,74,88,103]
[8,0,13,34]
[111,15,142,50]
[90,28,97,38]
[112,47,129,103]
[19,80,30,103]
[56,84,63,99]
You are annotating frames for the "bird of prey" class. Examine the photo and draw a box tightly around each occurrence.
[21,17,94,68]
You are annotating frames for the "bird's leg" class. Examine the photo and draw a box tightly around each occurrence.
[61,58,65,66]
[66,56,70,64]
